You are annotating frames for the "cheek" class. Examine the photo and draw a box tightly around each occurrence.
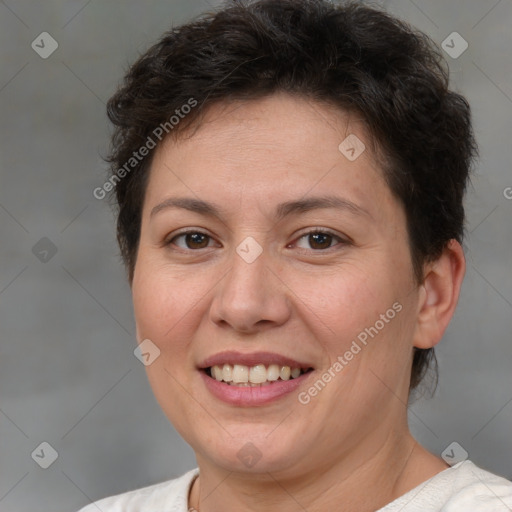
[132,260,205,339]
[295,263,392,328]
[292,258,414,363]
[131,263,202,428]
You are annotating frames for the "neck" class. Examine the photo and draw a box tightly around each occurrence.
[189,430,448,512]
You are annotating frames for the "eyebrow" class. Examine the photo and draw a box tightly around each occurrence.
[150,195,372,221]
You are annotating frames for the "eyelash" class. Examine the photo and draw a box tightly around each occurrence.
[165,228,349,253]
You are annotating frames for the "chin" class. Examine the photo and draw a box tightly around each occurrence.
[191,425,308,474]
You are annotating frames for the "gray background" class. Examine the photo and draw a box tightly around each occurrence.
[0,1,511,510]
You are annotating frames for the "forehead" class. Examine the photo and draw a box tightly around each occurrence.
[143,94,393,220]
[160,94,372,163]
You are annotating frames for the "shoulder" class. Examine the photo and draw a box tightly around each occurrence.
[380,461,512,512]
[442,461,512,511]
[76,468,199,512]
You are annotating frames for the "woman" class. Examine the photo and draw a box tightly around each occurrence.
[80,0,512,510]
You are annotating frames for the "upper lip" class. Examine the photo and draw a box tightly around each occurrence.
[198,351,313,370]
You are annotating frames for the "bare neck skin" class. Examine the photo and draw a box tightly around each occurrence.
[189,429,448,512]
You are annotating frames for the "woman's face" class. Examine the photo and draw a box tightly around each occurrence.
[132,94,423,476]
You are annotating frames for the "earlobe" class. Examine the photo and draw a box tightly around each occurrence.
[413,240,466,349]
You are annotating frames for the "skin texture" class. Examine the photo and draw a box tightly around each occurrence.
[131,94,465,512]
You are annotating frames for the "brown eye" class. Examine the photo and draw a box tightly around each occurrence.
[308,232,334,250]
[169,231,214,250]
[294,230,343,251]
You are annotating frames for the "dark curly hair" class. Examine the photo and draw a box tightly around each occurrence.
[104,0,477,391]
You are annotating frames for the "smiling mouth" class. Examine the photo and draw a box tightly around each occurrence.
[204,363,313,386]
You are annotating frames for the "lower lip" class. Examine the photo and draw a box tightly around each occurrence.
[200,370,313,406]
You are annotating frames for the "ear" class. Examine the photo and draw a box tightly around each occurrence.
[413,239,466,349]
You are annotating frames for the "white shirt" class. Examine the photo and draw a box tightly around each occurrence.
[77,460,512,511]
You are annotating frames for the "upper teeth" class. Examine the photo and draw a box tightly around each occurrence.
[210,364,303,385]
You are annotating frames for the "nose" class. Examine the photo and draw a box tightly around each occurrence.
[209,241,292,334]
